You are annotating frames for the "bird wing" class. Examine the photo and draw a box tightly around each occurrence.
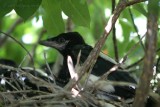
[70,44,117,76]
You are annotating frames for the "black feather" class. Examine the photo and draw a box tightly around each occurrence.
[39,32,137,100]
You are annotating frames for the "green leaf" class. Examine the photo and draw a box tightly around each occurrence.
[61,0,90,28]
[42,0,65,35]
[148,0,159,15]
[14,0,42,20]
[132,3,147,17]
[0,0,17,18]
[91,6,105,39]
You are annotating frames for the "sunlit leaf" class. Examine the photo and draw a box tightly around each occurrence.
[148,0,159,15]
[132,3,147,17]
[0,0,17,18]
[91,5,105,40]
[61,0,90,27]
[42,0,65,35]
[14,0,42,20]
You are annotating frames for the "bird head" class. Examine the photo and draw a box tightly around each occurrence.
[39,32,85,55]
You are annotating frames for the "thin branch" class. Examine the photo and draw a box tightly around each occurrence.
[3,79,19,91]
[0,18,23,47]
[66,18,73,32]
[126,44,160,69]
[133,0,159,106]
[31,29,47,60]
[0,31,35,69]
[156,57,160,73]
[66,0,144,90]
[125,57,143,69]
[128,7,145,51]
[43,52,56,84]
[0,90,49,95]
[0,64,56,92]
[112,0,119,62]
[121,34,145,66]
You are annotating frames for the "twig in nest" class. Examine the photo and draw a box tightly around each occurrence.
[67,56,81,97]
[0,64,55,92]
[43,52,56,84]
[67,56,78,81]
[104,67,120,80]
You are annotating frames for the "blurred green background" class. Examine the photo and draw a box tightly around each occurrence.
[0,0,159,76]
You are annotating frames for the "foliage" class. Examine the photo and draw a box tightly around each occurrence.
[0,0,159,73]
[0,0,160,106]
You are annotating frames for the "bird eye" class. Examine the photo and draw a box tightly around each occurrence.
[58,38,65,43]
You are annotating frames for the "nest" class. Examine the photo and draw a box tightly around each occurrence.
[0,62,138,107]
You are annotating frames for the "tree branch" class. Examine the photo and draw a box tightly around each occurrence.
[78,0,144,84]
[66,0,145,90]
[133,0,159,106]
[0,18,23,47]
[112,0,119,62]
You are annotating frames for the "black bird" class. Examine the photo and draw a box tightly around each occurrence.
[0,59,53,93]
[0,59,21,91]
[39,32,137,100]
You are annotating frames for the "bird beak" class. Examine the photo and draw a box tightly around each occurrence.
[39,40,54,47]
[39,40,69,51]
